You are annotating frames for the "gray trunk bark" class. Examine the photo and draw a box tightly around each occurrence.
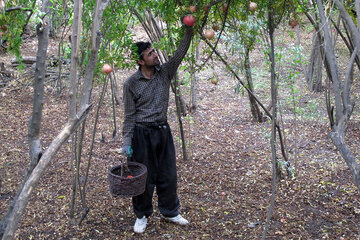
[317,0,343,122]
[244,47,263,122]
[335,1,360,57]
[319,0,360,193]
[69,0,110,224]
[1,105,92,240]
[306,31,323,92]
[0,0,52,238]
[68,0,82,119]
[110,72,121,105]
[262,10,278,240]
[329,131,360,193]
[79,0,109,109]
[189,37,199,112]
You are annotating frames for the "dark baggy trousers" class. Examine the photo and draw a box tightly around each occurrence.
[131,122,180,218]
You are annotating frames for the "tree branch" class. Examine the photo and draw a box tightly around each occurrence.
[196,28,291,166]
[343,47,357,108]
[4,6,32,12]
[2,104,92,240]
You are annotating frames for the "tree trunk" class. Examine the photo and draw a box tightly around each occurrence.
[174,74,188,161]
[110,71,121,105]
[189,37,199,112]
[70,0,110,224]
[79,0,109,109]
[67,0,82,223]
[1,105,92,240]
[337,19,360,71]
[305,11,335,89]
[244,47,263,122]
[319,0,360,193]
[0,0,52,237]
[262,9,278,240]
[56,0,71,92]
[306,31,323,92]
[336,3,360,58]
[27,0,51,181]
[267,12,281,180]
[329,131,360,192]
[110,73,119,141]
[68,0,82,120]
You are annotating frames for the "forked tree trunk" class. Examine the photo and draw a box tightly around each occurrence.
[0,0,52,238]
[305,10,335,92]
[318,0,360,193]
[69,0,110,224]
[1,0,111,237]
[1,105,92,240]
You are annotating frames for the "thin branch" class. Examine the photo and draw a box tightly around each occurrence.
[200,0,224,29]
[196,29,290,166]
[331,17,360,71]
[2,104,92,240]
[21,0,36,36]
[131,8,156,43]
[195,0,231,72]
[4,6,32,12]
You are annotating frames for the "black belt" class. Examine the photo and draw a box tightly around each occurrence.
[135,121,168,129]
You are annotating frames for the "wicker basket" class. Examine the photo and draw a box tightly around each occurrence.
[108,161,147,197]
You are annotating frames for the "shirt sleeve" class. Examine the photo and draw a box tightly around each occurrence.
[122,81,136,146]
[163,27,193,80]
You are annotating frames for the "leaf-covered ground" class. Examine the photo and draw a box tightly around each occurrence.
[1,27,360,239]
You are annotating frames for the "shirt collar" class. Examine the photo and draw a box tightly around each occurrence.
[135,65,161,80]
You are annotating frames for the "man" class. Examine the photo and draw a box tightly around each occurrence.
[122,25,193,234]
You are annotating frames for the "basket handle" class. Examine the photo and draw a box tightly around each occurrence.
[120,156,131,177]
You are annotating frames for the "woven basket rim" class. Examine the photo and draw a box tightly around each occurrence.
[108,161,148,197]
[108,162,147,178]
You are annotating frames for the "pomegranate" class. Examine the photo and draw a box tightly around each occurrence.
[212,24,220,32]
[189,5,196,13]
[289,19,297,28]
[205,29,215,40]
[249,2,257,12]
[102,64,113,75]
[183,14,195,27]
[203,5,210,13]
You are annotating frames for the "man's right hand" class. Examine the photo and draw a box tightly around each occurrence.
[122,145,133,157]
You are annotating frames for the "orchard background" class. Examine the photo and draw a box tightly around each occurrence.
[0,0,360,239]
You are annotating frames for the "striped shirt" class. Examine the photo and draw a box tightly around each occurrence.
[122,28,193,146]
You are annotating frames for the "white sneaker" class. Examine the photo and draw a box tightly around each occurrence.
[163,214,189,225]
[134,216,147,233]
